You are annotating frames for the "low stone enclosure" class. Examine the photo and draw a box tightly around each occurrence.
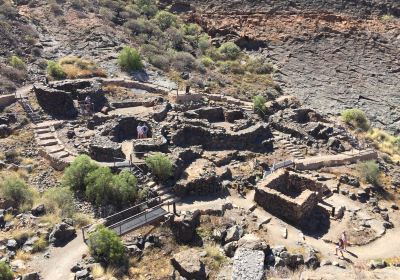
[254,169,330,228]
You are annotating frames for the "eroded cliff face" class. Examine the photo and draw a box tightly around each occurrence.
[162,0,400,134]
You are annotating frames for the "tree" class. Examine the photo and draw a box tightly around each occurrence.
[118,46,143,71]
[62,155,99,192]
[88,226,126,266]
[253,95,266,116]
[85,167,114,206]
[0,261,13,280]
[0,175,33,209]
[145,153,173,181]
[341,108,370,131]
[112,170,138,206]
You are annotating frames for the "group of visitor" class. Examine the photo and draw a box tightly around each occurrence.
[137,123,149,139]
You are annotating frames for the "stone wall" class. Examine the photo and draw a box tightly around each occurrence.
[0,94,16,109]
[254,170,327,225]
[184,106,225,123]
[34,84,77,119]
[171,123,273,152]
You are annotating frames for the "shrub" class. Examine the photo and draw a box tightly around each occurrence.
[367,128,400,157]
[148,54,170,71]
[43,187,75,218]
[219,61,245,74]
[0,175,34,209]
[155,11,178,31]
[99,7,114,21]
[145,153,173,181]
[47,60,67,79]
[198,35,211,54]
[10,55,26,70]
[253,95,266,116]
[50,3,63,15]
[118,46,143,71]
[62,155,99,192]
[32,235,48,253]
[358,161,380,186]
[88,226,126,266]
[218,42,241,60]
[171,51,196,71]
[246,58,274,74]
[85,167,114,206]
[0,261,13,280]
[341,108,370,131]
[112,170,138,206]
[72,213,93,228]
[201,56,214,68]
[124,18,147,34]
[136,0,158,17]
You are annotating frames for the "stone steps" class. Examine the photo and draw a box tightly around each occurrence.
[38,133,56,141]
[38,139,58,146]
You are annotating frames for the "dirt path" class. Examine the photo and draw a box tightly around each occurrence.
[15,84,33,98]
[30,232,88,280]
[177,191,400,264]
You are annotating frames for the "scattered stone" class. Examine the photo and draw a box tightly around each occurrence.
[225,225,243,243]
[281,227,288,239]
[391,204,399,210]
[223,241,238,258]
[31,204,46,217]
[75,269,89,280]
[49,222,77,246]
[369,259,387,270]
[7,239,18,251]
[22,272,40,280]
[171,249,207,280]
[170,210,200,243]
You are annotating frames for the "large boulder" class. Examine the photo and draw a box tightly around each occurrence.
[22,272,40,280]
[49,222,76,246]
[31,204,46,217]
[224,225,243,243]
[0,124,12,138]
[171,248,207,279]
[170,210,200,243]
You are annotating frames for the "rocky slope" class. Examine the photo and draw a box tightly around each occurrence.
[163,0,400,134]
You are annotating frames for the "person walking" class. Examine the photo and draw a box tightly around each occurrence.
[341,231,348,251]
[335,238,345,258]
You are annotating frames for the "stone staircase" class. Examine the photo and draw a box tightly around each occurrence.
[33,121,76,170]
[19,97,41,124]
[272,130,305,159]
[120,163,180,204]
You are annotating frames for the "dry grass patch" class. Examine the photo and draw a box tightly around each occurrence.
[53,56,107,79]
[203,245,226,270]
[366,128,400,162]
[15,250,32,261]
[128,248,173,280]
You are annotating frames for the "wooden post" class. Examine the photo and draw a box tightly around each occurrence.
[332,207,335,217]
[173,202,176,215]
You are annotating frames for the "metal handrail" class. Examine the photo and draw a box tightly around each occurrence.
[105,196,161,222]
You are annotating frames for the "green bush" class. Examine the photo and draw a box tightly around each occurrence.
[155,11,178,31]
[85,167,114,206]
[253,95,266,116]
[10,55,26,70]
[201,56,214,68]
[62,155,99,192]
[358,161,380,185]
[0,261,13,280]
[43,187,75,218]
[0,176,34,209]
[341,109,370,131]
[112,170,138,206]
[218,42,241,60]
[47,60,67,79]
[118,46,143,71]
[88,226,127,266]
[145,153,173,181]
[136,0,158,17]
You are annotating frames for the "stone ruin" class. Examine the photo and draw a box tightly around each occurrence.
[254,169,330,229]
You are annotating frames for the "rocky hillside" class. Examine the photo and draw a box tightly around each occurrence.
[162,0,400,134]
